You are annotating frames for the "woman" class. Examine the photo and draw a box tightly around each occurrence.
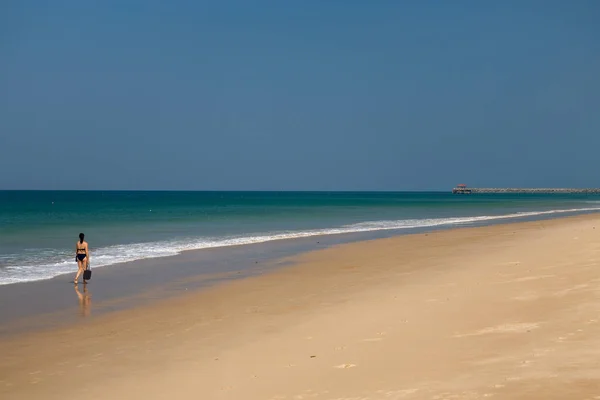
[74,232,90,284]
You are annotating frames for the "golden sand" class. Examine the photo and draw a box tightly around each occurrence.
[2,215,600,399]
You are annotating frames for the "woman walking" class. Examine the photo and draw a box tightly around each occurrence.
[74,233,90,284]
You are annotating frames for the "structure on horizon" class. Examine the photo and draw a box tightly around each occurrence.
[452,184,600,194]
[452,184,472,194]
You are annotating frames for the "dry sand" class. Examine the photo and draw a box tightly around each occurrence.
[2,215,600,399]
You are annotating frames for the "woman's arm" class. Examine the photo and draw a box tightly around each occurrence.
[86,242,90,265]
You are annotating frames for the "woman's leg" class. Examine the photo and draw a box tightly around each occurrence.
[74,259,84,283]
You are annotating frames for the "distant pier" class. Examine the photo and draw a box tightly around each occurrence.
[452,184,600,194]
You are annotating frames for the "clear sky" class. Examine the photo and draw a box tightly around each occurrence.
[1,1,599,190]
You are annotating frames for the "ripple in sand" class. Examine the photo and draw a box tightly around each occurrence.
[496,275,556,284]
[471,355,516,366]
[432,391,482,399]
[514,274,556,282]
[512,292,540,301]
[376,388,419,397]
[552,284,590,297]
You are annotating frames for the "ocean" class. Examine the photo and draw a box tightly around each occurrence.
[1,190,600,286]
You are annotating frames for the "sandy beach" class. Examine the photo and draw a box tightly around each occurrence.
[2,215,600,399]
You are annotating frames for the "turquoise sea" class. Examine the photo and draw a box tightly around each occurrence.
[1,191,600,286]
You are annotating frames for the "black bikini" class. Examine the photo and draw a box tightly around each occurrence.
[77,245,86,261]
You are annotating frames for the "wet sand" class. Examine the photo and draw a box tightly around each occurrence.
[2,215,600,399]
[0,229,396,333]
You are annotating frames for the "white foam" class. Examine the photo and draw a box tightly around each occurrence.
[1,206,599,285]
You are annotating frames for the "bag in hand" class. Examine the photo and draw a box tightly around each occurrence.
[83,262,92,281]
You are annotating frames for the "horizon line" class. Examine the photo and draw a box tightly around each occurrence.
[0,189,450,192]
[1,188,599,192]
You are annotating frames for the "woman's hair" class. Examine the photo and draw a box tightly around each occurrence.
[79,233,85,243]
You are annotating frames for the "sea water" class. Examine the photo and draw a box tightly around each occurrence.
[1,190,599,285]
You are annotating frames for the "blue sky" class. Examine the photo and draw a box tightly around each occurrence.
[1,1,599,190]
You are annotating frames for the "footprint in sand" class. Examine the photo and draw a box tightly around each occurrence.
[334,363,356,369]
[518,360,532,367]
[498,261,521,266]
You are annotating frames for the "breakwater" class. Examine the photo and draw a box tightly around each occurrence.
[453,187,600,194]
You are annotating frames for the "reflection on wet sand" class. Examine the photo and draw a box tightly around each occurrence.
[74,284,91,317]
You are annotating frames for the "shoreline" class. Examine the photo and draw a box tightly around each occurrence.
[2,213,600,398]
[1,210,600,337]
[3,204,600,287]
